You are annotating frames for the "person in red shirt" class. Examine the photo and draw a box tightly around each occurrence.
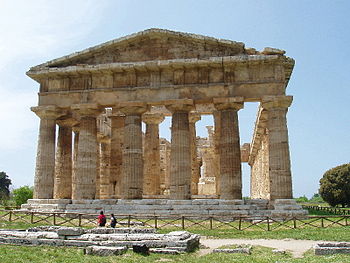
[97,211,106,227]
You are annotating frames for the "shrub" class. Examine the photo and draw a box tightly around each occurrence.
[12,186,33,206]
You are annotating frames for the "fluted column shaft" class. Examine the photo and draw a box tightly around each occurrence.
[71,104,101,200]
[166,102,193,200]
[72,128,79,198]
[109,113,125,198]
[262,96,293,200]
[99,137,111,199]
[31,106,65,199]
[54,119,76,199]
[119,105,148,199]
[189,113,201,195]
[214,98,244,200]
[213,111,221,195]
[143,113,164,196]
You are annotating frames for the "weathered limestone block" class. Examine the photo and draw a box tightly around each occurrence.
[57,227,85,236]
[315,243,350,255]
[213,248,251,254]
[84,246,128,256]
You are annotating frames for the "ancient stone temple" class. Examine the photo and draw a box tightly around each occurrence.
[24,29,306,217]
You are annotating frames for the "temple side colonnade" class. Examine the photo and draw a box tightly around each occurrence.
[27,29,296,205]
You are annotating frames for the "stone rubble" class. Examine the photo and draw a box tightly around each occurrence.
[0,226,200,254]
[314,242,350,255]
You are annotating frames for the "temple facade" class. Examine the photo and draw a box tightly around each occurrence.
[23,29,305,217]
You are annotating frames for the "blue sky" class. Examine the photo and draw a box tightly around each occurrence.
[0,0,349,198]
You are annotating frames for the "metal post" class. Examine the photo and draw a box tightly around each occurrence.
[154,216,158,229]
[31,212,34,224]
[267,217,271,231]
[53,213,56,225]
[238,218,242,231]
[293,217,297,229]
[78,214,82,227]
[209,217,213,230]
[9,211,12,222]
[128,215,131,227]
[181,216,185,230]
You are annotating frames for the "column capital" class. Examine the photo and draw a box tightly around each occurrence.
[189,112,201,123]
[71,103,102,117]
[165,99,194,113]
[261,95,293,110]
[115,102,148,115]
[213,97,244,111]
[142,113,165,125]
[31,105,66,119]
[56,118,78,127]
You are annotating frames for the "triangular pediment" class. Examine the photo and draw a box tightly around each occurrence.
[32,28,246,69]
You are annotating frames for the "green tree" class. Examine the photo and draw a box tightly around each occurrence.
[319,163,350,207]
[309,193,324,203]
[295,195,308,203]
[12,186,33,206]
[0,171,12,199]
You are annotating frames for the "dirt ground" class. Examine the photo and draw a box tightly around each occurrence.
[200,237,327,258]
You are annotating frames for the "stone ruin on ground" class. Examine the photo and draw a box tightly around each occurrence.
[0,226,199,256]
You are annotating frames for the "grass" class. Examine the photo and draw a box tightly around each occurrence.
[0,244,350,263]
[159,226,350,241]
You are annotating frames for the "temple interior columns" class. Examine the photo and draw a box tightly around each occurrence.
[53,118,76,199]
[109,111,125,198]
[189,112,201,195]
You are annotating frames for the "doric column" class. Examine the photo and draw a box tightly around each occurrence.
[72,126,79,198]
[53,118,76,199]
[119,104,148,199]
[31,105,65,199]
[189,112,201,195]
[142,113,164,196]
[213,110,221,195]
[71,103,102,200]
[109,111,125,198]
[214,97,244,200]
[261,95,293,200]
[166,100,194,200]
[98,135,111,199]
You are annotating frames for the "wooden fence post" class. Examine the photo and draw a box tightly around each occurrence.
[154,216,158,229]
[181,216,185,230]
[78,214,82,227]
[267,217,271,231]
[209,217,213,230]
